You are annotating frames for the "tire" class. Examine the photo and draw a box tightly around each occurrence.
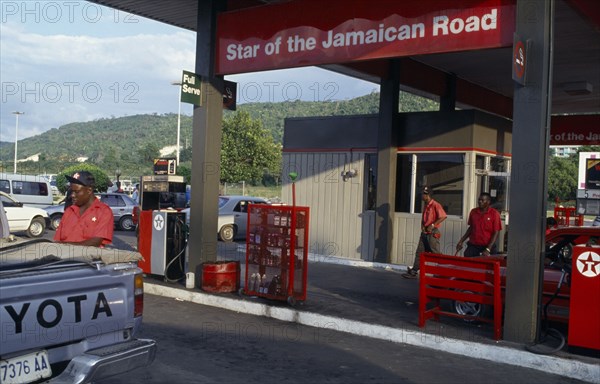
[219,224,236,242]
[287,296,297,307]
[26,217,46,238]
[50,213,63,230]
[452,292,489,322]
[119,215,135,231]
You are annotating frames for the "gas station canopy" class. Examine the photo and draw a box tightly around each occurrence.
[89,0,599,117]
[86,0,600,345]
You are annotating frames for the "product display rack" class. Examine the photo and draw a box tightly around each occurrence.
[243,203,309,305]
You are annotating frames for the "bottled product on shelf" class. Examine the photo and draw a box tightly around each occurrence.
[243,204,309,304]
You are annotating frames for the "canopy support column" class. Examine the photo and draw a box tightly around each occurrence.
[504,0,554,343]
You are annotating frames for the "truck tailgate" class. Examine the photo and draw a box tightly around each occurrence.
[1,264,139,358]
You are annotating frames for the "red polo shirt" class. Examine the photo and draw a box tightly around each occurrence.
[54,198,114,246]
[467,207,502,246]
[422,199,447,228]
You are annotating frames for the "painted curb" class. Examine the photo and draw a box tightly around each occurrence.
[145,283,599,383]
[235,244,408,272]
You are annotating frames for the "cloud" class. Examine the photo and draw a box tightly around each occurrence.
[1,23,197,141]
[0,4,377,143]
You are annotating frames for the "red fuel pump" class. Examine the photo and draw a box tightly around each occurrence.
[137,175,188,281]
[568,246,600,351]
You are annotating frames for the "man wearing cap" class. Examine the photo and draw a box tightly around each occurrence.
[402,186,447,279]
[54,171,114,247]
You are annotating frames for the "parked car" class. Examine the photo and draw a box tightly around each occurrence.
[0,191,48,238]
[452,226,600,323]
[44,203,65,231]
[42,193,137,231]
[184,195,269,242]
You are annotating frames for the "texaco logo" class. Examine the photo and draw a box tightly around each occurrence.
[575,251,600,278]
[153,214,165,231]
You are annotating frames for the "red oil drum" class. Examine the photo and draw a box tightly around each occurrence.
[201,261,240,293]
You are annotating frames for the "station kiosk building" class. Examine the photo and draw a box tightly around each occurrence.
[281,109,512,266]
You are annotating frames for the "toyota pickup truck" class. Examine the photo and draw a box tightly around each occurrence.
[0,237,156,384]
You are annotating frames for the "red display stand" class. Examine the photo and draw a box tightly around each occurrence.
[243,204,309,305]
[554,205,584,227]
[568,246,600,351]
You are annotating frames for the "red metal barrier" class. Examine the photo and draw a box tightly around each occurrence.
[418,252,503,340]
[554,198,584,227]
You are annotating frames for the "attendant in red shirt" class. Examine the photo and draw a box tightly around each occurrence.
[402,186,447,278]
[54,171,113,247]
[456,192,502,257]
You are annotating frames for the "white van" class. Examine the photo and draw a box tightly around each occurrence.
[0,173,54,207]
[38,174,60,196]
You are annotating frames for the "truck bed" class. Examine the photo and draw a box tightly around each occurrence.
[1,239,155,384]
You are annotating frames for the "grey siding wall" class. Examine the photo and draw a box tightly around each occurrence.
[390,214,467,265]
[282,152,367,260]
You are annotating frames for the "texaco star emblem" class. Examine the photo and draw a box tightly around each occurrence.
[153,214,165,231]
[92,217,97,222]
[576,251,600,278]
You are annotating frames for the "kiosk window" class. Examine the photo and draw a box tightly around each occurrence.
[475,155,510,211]
[395,153,464,216]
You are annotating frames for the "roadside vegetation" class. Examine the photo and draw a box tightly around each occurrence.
[1,91,594,205]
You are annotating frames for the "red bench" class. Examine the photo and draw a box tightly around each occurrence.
[418,252,503,340]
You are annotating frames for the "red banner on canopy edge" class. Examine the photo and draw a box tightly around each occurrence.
[216,0,516,75]
[550,115,600,146]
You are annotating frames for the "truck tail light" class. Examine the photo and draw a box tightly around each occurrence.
[132,206,140,226]
[134,273,144,317]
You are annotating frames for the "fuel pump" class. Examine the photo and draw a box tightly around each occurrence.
[137,175,188,281]
[568,245,600,352]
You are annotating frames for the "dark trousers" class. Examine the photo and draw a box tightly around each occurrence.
[464,243,497,257]
[412,229,441,271]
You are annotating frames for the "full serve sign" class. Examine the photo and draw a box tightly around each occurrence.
[180,70,202,106]
[216,0,515,74]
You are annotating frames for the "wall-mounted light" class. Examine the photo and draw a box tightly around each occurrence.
[562,81,593,96]
[341,169,358,182]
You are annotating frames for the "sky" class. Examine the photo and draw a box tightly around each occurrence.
[0,0,378,143]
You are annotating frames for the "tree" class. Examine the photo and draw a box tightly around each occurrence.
[547,156,578,201]
[180,147,193,163]
[177,165,192,184]
[576,145,600,155]
[547,146,600,202]
[220,111,281,184]
[57,164,111,193]
[138,142,160,164]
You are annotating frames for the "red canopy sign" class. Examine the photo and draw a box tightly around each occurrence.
[216,0,515,75]
[550,115,600,146]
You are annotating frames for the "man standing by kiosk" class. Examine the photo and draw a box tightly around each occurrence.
[456,192,502,257]
[403,186,447,279]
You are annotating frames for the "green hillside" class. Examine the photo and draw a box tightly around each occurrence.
[0,91,438,178]
[234,91,438,142]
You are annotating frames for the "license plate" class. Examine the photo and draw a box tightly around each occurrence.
[0,351,52,384]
